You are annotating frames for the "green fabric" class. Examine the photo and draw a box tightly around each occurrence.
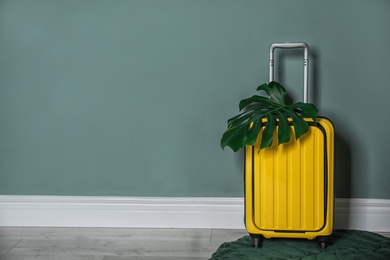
[210,230,390,259]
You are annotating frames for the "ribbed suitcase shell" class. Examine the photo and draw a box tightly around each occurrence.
[244,117,334,240]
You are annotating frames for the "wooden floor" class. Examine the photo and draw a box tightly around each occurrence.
[0,227,389,260]
[0,227,248,260]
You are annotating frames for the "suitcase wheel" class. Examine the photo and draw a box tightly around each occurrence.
[318,237,330,249]
[250,235,263,248]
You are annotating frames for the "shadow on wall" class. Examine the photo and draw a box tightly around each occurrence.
[332,114,372,229]
[333,132,352,229]
[334,133,352,199]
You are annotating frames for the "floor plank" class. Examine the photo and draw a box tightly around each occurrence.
[0,228,224,259]
[8,237,219,257]
[103,257,208,260]
[210,229,248,242]
[0,238,21,255]
[0,256,103,260]
[0,227,388,260]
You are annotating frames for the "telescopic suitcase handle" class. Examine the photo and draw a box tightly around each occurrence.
[269,42,309,103]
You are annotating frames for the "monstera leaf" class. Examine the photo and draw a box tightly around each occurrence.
[221,81,318,152]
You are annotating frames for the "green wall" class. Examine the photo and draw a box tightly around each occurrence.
[0,0,389,199]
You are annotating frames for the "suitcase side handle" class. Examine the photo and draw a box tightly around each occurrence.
[269,42,309,103]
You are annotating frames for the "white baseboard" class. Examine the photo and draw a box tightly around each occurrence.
[0,196,245,229]
[0,196,389,232]
[333,198,390,232]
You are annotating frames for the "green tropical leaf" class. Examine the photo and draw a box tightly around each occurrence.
[259,115,276,149]
[257,81,286,105]
[284,109,309,140]
[220,124,247,152]
[244,119,262,146]
[290,102,318,121]
[238,95,278,110]
[276,110,291,145]
[221,81,318,151]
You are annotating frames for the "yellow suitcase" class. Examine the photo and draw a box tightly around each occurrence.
[244,43,334,248]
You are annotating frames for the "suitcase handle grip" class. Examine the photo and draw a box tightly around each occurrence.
[269,42,309,103]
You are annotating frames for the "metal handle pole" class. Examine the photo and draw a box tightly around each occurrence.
[269,42,309,103]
